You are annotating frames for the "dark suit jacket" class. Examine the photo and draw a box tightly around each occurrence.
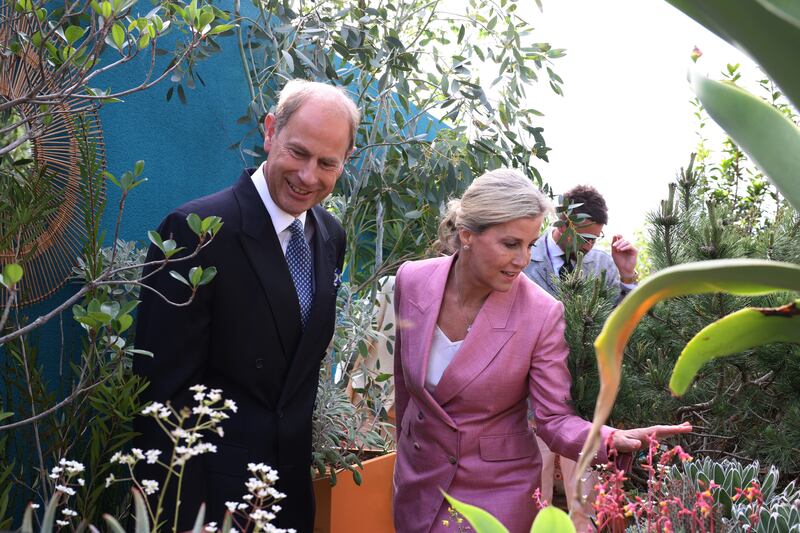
[134,170,345,532]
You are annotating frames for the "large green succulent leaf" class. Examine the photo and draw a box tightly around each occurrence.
[689,71,800,212]
[132,489,150,533]
[530,506,576,533]
[664,0,800,110]
[756,0,800,30]
[671,299,800,394]
[571,259,800,513]
[443,492,510,533]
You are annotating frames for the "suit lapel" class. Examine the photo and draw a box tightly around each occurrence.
[431,278,518,406]
[234,172,300,362]
[278,205,337,409]
[405,256,457,429]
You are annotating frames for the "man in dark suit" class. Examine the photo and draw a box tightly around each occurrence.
[134,80,359,532]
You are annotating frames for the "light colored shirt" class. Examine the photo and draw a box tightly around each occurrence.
[250,162,313,253]
[425,326,463,393]
[545,228,636,290]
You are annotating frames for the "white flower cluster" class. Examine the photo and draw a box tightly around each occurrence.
[222,462,294,533]
[45,458,85,528]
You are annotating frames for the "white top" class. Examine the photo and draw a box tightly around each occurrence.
[424,326,463,393]
[250,162,313,253]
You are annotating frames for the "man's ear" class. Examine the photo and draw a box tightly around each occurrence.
[263,113,277,152]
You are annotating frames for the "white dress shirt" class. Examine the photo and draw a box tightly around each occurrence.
[250,162,314,251]
[424,326,463,393]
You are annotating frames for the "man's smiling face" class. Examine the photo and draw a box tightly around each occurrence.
[262,97,351,217]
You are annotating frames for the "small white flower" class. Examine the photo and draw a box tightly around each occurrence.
[59,459,85,474]
[49,466,63,479]
[204,522,218,532]
[216,427,225,438]
[271,504,282,512]
[189,384,207,393]
[56,520,70,527]
[141,402,164,415]
[193,392,206,402]
[207,390,222,402]
[105,473,115,488]
[242,494,253,501]
[62,508,79,517]
[145,449,161,464]
[141,479,159,495]
[30,503,40,509]
[224,399,238,413]
[110,452,123,464]
[158,407,171,419]
[55,484,76,496]
[131,448,145,460]
[77,478,85,486]
[225,501,239,513]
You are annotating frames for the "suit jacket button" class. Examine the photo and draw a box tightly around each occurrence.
[255,358,264,369]
[413,442,421,451]
[448,455,457,464]
[417,412,424,420]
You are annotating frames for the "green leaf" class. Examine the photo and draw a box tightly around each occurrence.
[0,412,12,422]
[191,503,206,533]
[41,493,60,532]
[2,263,23,285]
[64,25,86,45]
[103,514,127,533]
[169,271,190,286]
[114,314,134,333]
[186,213,202,235]
[443,492,509,533]
[282,50,294,72]
[689,70,800,212]
[21,503,33,533]
[221,511,233,532]
[148,230,164,250]
[198,266,217,286]
[132,489,150,533]
[112,23,125,49]
[573,259,800,497]
[530,506,576,533]
[207,23,235,35]
[664,0,800,111]
[671,299,800,394]
[758,0,800,29]
[189,266,202,286]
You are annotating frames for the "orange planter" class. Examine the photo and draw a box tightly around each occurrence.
[313,452,396,533]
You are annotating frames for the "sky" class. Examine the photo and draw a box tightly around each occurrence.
[517,0,757,240]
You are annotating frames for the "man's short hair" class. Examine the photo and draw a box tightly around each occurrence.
[562,185,608,225]
[274,80,361,152]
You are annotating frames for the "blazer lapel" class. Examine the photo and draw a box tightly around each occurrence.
[431,277,519,406]
[278,205,338,409]
[234,172,300,362]
[405,256,458,429]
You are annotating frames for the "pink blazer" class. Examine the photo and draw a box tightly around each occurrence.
[392,255,613,533]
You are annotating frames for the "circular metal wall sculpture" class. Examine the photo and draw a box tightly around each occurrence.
[0,1,105,308]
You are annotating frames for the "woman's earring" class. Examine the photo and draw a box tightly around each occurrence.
[463,244,470,251]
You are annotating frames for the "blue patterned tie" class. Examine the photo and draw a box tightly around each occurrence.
[286,219,313,328]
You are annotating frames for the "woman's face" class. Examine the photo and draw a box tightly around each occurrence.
[460,215,544,293]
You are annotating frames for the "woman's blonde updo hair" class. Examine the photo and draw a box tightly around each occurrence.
[435,168,553,254]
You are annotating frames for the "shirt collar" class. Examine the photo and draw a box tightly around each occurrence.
[250,162,307,234]
[546,228,566,258]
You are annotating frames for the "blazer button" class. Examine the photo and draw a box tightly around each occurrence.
[417,412,424,420]
[448,455,457,464]
[413,442,421,451]
[255,358,264,369]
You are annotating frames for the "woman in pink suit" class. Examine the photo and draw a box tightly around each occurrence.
[392,169,691,533]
